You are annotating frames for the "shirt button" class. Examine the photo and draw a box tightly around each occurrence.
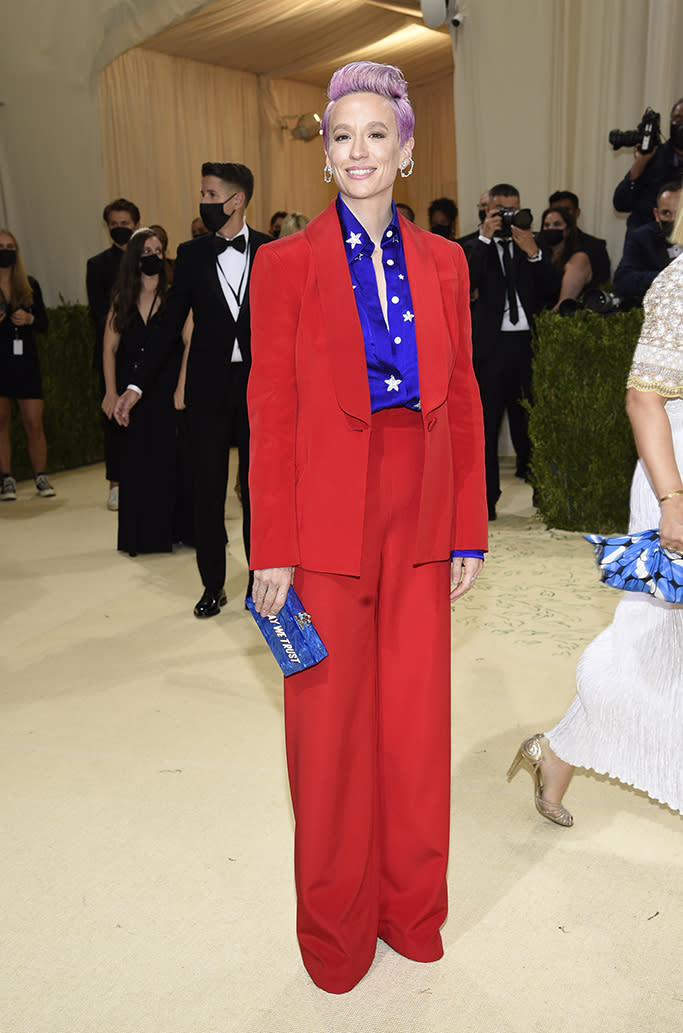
[394,336,401,344]
[391,296,399,303]
[386,259,394,266]
[386,230,393,238]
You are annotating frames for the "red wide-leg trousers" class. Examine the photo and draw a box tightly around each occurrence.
[287,408,452,994]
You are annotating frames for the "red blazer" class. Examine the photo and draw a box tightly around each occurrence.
[248,201,487,575]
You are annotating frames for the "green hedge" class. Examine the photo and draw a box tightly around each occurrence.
[529,308,643,533]
[9,302,104,480]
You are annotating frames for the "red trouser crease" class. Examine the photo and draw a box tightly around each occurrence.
[286,407,452,993]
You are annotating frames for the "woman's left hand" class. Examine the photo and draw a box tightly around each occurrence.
[10,308,33,326]
[450,556,483,602]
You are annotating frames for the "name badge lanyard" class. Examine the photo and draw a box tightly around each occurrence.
[216,241,250,311]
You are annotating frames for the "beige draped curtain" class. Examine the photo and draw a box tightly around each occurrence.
[99,47,456,250]
[99,48,330,248]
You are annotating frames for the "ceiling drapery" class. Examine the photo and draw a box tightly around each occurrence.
[140,0,452,88]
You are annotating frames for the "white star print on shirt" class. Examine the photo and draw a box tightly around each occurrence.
[402,310,414,322]
[346,231,363,249]
[385,375,402,392]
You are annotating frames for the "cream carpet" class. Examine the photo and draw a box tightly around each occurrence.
[2,458,682,1033]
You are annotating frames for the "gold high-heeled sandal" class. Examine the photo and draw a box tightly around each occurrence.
[507,733,574,827]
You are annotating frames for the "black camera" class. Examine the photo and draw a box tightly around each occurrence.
[495,207,533,238]
[608,107,661,153]
[558,289,625,318]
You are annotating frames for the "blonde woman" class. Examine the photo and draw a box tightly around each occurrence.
[0,230,53,500]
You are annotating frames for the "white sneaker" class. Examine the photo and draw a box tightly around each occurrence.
[1,475,17,501]
[107,485,119,510]
[35,474,56,497]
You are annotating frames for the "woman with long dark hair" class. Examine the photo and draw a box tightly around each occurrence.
[539,205,594,310]
[0,229,53,500]
[102,228,182,554]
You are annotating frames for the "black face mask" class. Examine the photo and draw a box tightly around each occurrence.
[199,192,237,234]
[670,122,683,150]
[110,226,133,246]
[0,249,17,268]
[430,224,452,238]
[658,219,675,238]
[540,228,564,248]
[478,207,487,224]
[140,254,164,276]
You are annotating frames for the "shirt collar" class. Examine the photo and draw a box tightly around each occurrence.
[217,223,249,243]
[336,195,401,265]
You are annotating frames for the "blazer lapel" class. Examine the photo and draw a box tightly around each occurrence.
[305,204,371,425]
[401,220,451,417]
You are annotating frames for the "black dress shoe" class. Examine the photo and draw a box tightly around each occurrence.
[193,587,227,619]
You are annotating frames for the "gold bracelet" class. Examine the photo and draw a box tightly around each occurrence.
[659,488,683,503]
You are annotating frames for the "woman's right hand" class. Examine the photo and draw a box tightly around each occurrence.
[101,391,119,419]
[251,566,295,617]
[659,495,683,554]
[173,385,186,411]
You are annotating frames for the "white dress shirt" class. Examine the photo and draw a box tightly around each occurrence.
[216,224,250,362]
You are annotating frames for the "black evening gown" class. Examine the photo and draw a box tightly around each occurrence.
[115,308,182,555]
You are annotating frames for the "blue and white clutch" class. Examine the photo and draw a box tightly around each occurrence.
[584,529,683,603]
[246,586,328,676]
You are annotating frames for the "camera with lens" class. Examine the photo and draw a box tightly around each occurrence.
[608,107,661,153]
[558,289,625,318]
[495,206,533,238]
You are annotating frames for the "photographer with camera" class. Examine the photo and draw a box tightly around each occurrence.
[467,183,558,519]
[612,99,683,238]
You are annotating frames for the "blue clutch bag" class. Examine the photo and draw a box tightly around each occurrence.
[584,528,683,603]
[246,585,328,676]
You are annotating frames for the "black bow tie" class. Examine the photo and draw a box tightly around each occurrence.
[214,234,246,255]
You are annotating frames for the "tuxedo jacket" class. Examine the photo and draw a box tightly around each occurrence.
[86,244,123,370]
[467,236,558,360]
[613,220,672,304]
[135,226,271,408]
[247,200,487,576]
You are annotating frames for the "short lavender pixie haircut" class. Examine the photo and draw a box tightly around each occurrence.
[321,61,415,149]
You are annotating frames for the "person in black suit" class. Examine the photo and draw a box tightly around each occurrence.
[86,198,141,510]
[467,183,558,519]
[613,182,682,305]
[114,162,271,618]
[613,99,683,239]
[548,190,611,286]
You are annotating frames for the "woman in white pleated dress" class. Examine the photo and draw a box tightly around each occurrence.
[509,204,683,825]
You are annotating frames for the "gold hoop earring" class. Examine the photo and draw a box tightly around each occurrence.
[323,164,333,184]
[400,157,414,179]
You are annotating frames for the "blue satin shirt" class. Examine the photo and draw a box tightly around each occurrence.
[336,195,483,564]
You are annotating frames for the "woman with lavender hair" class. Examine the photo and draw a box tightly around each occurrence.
[248,61,487,993]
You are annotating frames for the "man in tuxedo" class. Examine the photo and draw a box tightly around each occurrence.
[614,182,682,305]
[548,189,611,286]
[86,197,141,510]
[114,162,271,617]
[467,183,557,519]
